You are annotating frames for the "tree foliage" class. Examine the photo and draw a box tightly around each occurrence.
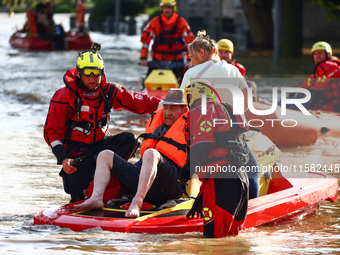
[241,0,340,51]
[309,0,340,19]
[141,0,159,7]
[4,0,78,12]
[90,0,144,29]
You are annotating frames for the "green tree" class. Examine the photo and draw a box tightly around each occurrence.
[309,0,340,19]
[142,0,158,7]
[90,0,144,30]
[240,0,340,57]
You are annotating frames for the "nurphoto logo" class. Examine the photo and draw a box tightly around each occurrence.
[198,85,312,128]
[200,86,311,116]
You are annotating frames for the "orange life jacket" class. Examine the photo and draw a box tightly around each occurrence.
[28,10,38,35]
[140,108,187,168]
[152,14,186,59]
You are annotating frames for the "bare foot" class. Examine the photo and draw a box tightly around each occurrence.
[125,197,143,218]
[74,197,104,211]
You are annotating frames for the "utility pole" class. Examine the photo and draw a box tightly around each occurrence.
[115,0,120,36]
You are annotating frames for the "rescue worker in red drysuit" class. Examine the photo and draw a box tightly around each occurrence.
[140,0,194,82]
[177,80,249,238]
[297,41,340,112]
[44,43,161,202]
[217,39,246,78]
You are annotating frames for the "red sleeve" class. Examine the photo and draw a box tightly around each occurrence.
[234,62,246,77]
[178,17,194,45]
[178,17,194,60]
[140,17,157,45]
[315,61,340,78]
[109,83,161,114]
[140,17,158,59]
[44,88,74,147]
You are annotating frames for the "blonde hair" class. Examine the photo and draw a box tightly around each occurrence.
[188,30,218,60]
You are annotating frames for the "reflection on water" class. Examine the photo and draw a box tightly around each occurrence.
[0,13,339,255]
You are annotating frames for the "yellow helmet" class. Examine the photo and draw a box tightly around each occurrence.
[217,39,234,53]
[160,0,176,9]
[77,43,104,77]
[311,41,332,56]
[184,80,216,107]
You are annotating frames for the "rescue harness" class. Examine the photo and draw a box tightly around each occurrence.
[65,81,116,141]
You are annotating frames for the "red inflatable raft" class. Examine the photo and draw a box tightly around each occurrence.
[33,170,338,234]
[9,30,93,51]
[245,102,340,147]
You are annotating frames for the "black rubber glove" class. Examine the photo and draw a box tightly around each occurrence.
[52,144,68,165]
[187,194,203,218]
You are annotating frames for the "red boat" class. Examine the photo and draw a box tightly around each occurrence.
[9,30,93,51]
[10,0,92,51]
[33,169,338,234]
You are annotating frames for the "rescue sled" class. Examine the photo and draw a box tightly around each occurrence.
[245,102,340,147]
[140,61,184,100]
[9,30,93,51]
[33,131,338,234]
[33,171,338,234]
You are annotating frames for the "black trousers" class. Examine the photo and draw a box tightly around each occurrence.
[60,132,138,202]
[111,153,182,205]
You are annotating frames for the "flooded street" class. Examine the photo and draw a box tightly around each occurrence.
[0,13,339,255]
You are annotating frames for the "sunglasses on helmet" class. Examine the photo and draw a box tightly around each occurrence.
[80,68,103,77]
